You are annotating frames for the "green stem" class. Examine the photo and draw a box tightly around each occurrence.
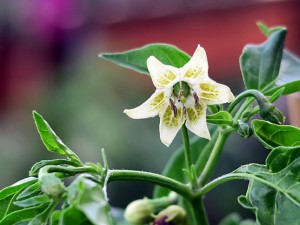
[181,125,192,172]
[47,165,98,176]
[227,89,266,113]
[190,197,209,225]
[198,129,231,187]
[107,169,192,200]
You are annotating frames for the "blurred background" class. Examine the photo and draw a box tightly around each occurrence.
[0,0,299,224]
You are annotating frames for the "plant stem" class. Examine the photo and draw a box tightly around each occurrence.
[107,169,192,200]
[190,197,209,225]
[227,89,266,113]
[198,129,231,187]
[181,125,192,172]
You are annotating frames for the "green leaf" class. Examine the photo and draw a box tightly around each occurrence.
[0,178,38,221]
[266,146,300,173]
[67,175,114,225]
[240,29,286,91]
[252,120,300,149]
[33,111,82,165]
[237,163,300,224]
[100,43,190,75]
[207,111,233,126]
[0,195,15,221]
[14,195,50,208]
[235,145,300,225]
[256,23,300,96]
[0,204,48,225]
[264,50,300,96]
[17,183,41,200]
[0,178,37,201]
[154,126,218,197]
[58,206,94,225]
[28,200,58,225]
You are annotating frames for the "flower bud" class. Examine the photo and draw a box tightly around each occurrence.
[39,173,65,198]
[259,101,285,125]
[153,205,187,225]
[237,120,253,139]
[124,198,155,224]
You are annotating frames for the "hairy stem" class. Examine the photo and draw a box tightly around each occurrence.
[107,169,192,200]
[198,129,231,187]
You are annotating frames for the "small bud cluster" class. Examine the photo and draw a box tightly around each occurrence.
[124,197,187,225]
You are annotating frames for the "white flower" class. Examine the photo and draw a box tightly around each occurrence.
[124,45,234,147]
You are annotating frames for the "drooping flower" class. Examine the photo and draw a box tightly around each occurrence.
[124,45,234,146]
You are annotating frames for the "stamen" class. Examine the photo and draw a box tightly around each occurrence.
[169,99,177,117]
[178,90,183,102]
[183,106,187,118]
[193,92,200,108]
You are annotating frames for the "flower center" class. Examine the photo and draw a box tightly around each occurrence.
[173,81,190,99]
[170,81,200,118]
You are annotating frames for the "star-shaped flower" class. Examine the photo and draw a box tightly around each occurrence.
[124,45,234,146]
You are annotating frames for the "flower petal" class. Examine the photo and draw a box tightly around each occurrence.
[185,98,211,140]
[181,45,208,83]
[159,104,185,147]
[124,90,167,119]
[197,78,235,105]
[147,56,179,89]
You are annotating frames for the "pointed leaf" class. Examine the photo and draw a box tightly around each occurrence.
[252,120,300,149]
[256,23,300,96]
[33,111,81,165]
[100,44,190,75]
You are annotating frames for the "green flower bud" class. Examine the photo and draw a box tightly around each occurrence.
[38,166,65,198]
[154,205,187,225]
[259,100,285,125]
[124,198,155,224]
[237,120,253,139]
[39,173,65,198]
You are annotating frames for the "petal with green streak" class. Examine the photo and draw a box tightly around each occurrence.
[198,78,234,105]
[124,90,167,119]
[159,105,185,147]
[147,56,179,89]
[181,45,208,83]
[185,100,211,140]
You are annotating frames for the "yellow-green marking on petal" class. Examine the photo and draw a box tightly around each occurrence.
[150,92,165,112]
[157,71,177,87]
[162,105,183,127]
[184,67,203,79]
[186,105,204,124]
[199,82,219,100]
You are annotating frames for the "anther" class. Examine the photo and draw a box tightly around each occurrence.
[193,92,200,108]
[178,90,183,102]
[169,99,177,117]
